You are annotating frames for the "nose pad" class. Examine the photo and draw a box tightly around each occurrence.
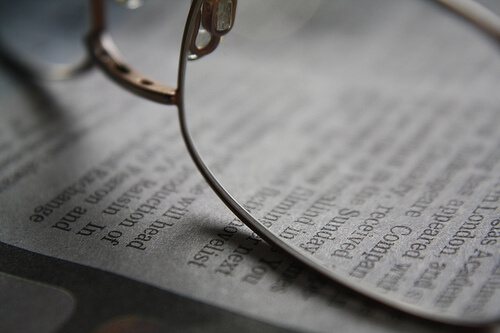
[202,0,237,37]
[189,0,237,60]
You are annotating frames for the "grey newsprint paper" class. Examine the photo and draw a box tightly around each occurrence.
[1,0,499,332]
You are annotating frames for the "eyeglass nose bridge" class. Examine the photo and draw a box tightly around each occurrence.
[86,0,177,105]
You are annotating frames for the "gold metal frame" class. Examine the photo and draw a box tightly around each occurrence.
[85,0,237,104]
[0,0,499,326]
[87,0,177,104]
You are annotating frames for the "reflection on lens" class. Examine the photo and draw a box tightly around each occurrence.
[234,0,322,40]
[181,0,500,324]
[0,0,88,77]
[0,0,150,80]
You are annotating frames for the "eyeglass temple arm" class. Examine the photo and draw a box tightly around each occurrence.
[86,0,177,105]
[436,0,500,40]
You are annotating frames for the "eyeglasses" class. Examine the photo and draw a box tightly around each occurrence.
[1,0,499,326]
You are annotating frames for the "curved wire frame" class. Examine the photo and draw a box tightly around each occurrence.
[176,0,500,327]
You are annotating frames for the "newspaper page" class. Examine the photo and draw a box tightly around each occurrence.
[0,0,499,332]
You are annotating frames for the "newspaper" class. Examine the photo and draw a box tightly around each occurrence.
[0,0,499,332]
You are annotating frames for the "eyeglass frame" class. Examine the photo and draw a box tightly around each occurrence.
[1,0,500,325]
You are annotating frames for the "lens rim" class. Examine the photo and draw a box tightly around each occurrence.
[176,0,500,326]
